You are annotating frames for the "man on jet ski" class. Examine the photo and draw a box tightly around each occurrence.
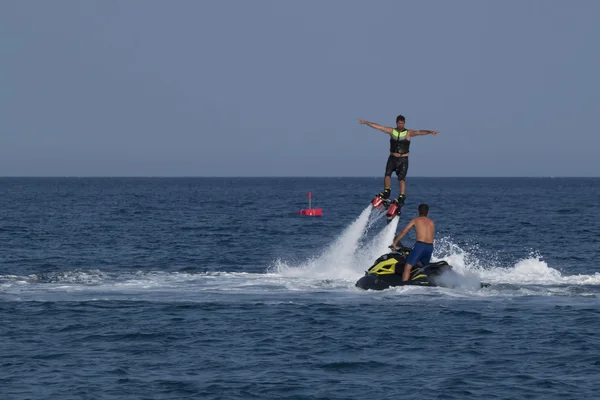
[390,204,435,281]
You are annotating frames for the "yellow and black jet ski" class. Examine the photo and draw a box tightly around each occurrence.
[355,246,460,290]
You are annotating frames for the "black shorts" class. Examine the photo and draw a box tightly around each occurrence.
[385,155,409,180]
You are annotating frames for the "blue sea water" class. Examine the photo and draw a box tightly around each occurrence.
[1,177,599,399]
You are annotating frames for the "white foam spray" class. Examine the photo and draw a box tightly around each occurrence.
[275,206,376,279]
[273,206,405,282]
[434,236,600,287]
[325,206,374,269]
[354,217,399,271]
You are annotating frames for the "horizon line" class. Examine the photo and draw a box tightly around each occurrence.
[1,176,598,179]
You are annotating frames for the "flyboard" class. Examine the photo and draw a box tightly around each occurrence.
[371,193,402,224]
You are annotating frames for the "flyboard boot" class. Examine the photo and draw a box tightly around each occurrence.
[371,188,391,210]
[386,194,405,223]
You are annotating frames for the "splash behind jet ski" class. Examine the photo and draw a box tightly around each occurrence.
[355,246,488,290]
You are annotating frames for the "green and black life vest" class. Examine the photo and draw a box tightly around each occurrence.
[389,129,410,154]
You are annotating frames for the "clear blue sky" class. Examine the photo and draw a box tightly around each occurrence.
[1,0,598,177]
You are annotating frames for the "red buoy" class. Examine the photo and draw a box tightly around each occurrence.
[298,192,323,216]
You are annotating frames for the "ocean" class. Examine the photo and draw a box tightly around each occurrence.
[1,177,599,399]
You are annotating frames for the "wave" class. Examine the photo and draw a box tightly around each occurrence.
[2,206,599,300]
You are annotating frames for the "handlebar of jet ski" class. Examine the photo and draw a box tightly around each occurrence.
[389,244,412,253]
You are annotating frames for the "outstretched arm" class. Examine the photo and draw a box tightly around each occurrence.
[357,119,394,135]
[408,129,438,137]
[391,219,415,249]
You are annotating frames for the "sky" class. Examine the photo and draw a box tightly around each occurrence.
[1,0,599,177]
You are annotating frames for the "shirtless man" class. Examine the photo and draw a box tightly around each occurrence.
[390,204,435,281]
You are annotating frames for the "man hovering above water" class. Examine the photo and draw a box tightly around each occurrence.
[390,204,435,281]
[357,115,438,208]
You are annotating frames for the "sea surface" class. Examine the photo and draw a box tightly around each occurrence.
[1,177,599,399]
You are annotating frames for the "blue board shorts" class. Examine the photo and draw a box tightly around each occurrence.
[406,241,434,266]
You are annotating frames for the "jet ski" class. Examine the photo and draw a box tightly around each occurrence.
[355,246,487,290]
